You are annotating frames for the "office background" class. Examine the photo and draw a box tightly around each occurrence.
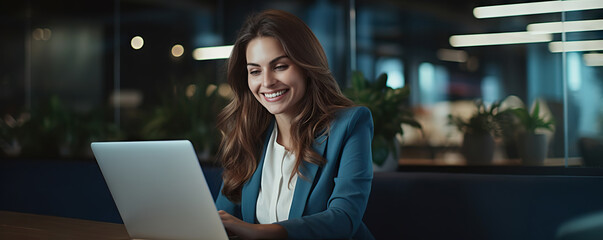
[1,0,602,168]
[2,1,603,239]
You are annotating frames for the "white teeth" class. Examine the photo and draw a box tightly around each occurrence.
[264,90,287,98]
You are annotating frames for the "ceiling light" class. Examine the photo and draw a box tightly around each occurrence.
[450,32,552,47]
[171,44,184,57]
[474,0,603,19]
[528,19,603,33]
[131,36,144,50]
[583,53,603,66]
[32,28,43,41]
[42,28,51,41]
[192,45,233,60]
[549,40,603,52]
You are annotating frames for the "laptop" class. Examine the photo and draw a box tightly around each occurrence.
[91,140,229,240]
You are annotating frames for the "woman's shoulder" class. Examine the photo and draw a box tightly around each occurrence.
[332,106,373,131]
[335,106,372,120]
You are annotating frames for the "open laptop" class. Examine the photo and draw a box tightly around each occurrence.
[91,140,229,240]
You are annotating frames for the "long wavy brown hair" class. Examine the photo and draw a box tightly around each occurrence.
[217,9,354,202]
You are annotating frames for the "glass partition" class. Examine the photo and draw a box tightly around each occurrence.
[355,0,602,168]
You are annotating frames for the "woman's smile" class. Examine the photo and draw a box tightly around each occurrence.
[263,89,289,101]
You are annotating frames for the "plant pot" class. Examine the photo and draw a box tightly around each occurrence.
[373,150,398,172]
[517,133,548,165]
[461,133,495,165]
[373,138,400,172]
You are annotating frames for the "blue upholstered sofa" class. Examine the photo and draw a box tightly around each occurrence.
[2,160,603,239]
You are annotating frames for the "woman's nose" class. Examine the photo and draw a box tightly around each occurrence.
[262,71,276,87]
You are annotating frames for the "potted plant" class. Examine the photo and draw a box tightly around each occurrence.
[0,95,125,159]
[344,71,421,171]
[0,113,26,158]
[141,77,228,161]
[508,100,554,165]
[448,99,505,164]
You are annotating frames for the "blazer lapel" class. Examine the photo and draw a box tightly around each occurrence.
[288,133,328,218]
[241,121,274,223]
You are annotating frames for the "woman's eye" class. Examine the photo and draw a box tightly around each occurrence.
[274,65,288,71]
[249,70,260,76]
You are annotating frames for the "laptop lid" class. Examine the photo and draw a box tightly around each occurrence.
[91,140,228,240]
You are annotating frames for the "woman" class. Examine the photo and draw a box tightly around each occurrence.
[216,9,374,240]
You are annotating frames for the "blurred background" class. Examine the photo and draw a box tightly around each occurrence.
[1,0,602,169]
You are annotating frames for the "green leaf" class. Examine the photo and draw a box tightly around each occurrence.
[531,100,540,122]
[345,71,421,165]
[507,99,554,133]
[352,71,366,92]
[374,73,388,91]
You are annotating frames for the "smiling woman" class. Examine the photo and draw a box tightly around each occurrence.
[215,9,375,240]
[246,37,307,122]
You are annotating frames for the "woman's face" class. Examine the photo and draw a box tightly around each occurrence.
[246,37,306,119]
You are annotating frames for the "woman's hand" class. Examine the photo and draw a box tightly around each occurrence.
[219,210,252,238]
[218,210,288,240]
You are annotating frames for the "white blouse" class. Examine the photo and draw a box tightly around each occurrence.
[256,123,298,224]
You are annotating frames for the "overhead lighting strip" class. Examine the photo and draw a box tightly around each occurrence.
[528,19,603,33]
[449,32,552,47]
[549,40,603,52]
[192,45,233,61]
[583,53,603,66]
[474,0,603,19]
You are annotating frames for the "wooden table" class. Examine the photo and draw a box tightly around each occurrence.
[0,211,129,239]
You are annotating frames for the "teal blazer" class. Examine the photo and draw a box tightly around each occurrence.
[216,106,375,240]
